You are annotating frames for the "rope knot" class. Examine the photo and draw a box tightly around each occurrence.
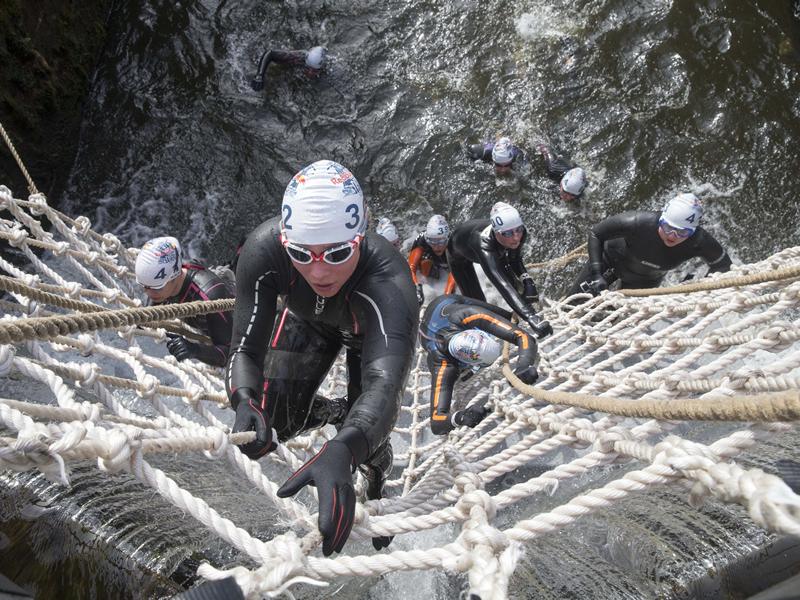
[76,334,96,356]
[84,251,100,266]
[27,193,48,215]
[456,489,498,521]
[52,241,69,256]
[96,429,135,474]
[0,345,16,377]
[139,374,159,398]
[73,216,92,235]
[65,282,82,298]
[77,362,100,387]
[454,471,484,496]
[101,233,122,252]
[8,228,28,247]
[203,427,229,459]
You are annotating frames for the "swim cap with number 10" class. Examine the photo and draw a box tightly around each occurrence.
[281,160,366,244]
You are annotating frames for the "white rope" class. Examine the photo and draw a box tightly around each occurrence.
[0,186,799,599]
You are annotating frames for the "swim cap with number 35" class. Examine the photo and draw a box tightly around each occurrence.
[282,160,366,244]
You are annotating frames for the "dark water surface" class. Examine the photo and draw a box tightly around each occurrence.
[7,0,800,598]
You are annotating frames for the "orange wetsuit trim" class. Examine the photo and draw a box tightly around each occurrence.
[431,359,449,420]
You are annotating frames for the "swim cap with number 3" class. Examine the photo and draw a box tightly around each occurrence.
[282,160,366,244]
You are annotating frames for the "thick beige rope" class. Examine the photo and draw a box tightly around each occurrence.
[0,121,38,195]
[0,298,234,344]
[620,264,800,296]
[0,275,212,344]
[501,343,800,421]
[527,243,587,270]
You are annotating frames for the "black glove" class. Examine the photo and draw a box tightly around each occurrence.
[526,314,553,339]
[361,464,393,551]
[231,389,274,459]
[166,333,198,362]
[453,404,490,428]
[416,284,425,305]
[251,75,264,91]
[580,275,608,296]
[513,363,538,385]
[277,440,356,556]
[521,277,539,304]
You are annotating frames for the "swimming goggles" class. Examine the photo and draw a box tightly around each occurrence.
[281,232,362,265]
[658,219,694,239]
[425,237,448,247]
[499,226,524,238]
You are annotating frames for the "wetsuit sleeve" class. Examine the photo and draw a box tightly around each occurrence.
[588,212,638,278]
[697,232,732,274]
[449,305,538,372]
[444,272,457,295]
[337,267,419,464]
[477,247,535,321]
[225,226,284,403]
[407,247,424,285]
[426,353,460,435]
[190,277,233,367]
[466,143,492,162]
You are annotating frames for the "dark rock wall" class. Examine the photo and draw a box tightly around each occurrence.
[0,0,112,205]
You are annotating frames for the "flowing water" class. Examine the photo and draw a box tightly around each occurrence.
[4,0,800,597]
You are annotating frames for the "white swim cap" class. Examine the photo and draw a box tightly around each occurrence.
[448,329,501,367]
[490,202,523,232]
[306,46,326,69]
[135,236,183,289]
[491,137,514,166]
[282,160,366,245]
[425,214,450,243]
[376,217,399,244]
[560,167,587,197]
[661,193,703,231]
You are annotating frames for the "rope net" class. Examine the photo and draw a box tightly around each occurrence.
[1,184,800,599]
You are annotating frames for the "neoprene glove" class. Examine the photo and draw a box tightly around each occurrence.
[231,389,274,459]
[166,334,198,362]
[251,76,264,91]
[513,364,538,385]
[526,314,553,339]
[453,404,490,428]
[521,277,539,304]
[416,284,425,305]
[590,275,608,294]
[277,440,356,556]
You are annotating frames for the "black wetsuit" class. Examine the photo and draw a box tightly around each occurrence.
[420,295,537,434]
[567,210,733,295]
[226,216,418,476]
[466,141,525,165]
[534,144,575,181]
[251,49,315,90]
[158,262,234,367]
[447,219,539,323]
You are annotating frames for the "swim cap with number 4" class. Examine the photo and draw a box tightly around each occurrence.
[282,160,366,244]
[135,236,183,289]
[661,193,703,232]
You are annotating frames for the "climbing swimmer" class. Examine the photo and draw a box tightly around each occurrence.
[376,217,402,250]
[226,160,419,556]
[407,214,457,305]
[135,237,234,368]
[533,143,587,201]
[447,202,552,339]
[566,193,733,299]
[251,45,327,91]
[465,136,525,175]
[420,294,538,435]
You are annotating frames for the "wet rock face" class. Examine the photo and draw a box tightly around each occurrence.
[0,0,112,204]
